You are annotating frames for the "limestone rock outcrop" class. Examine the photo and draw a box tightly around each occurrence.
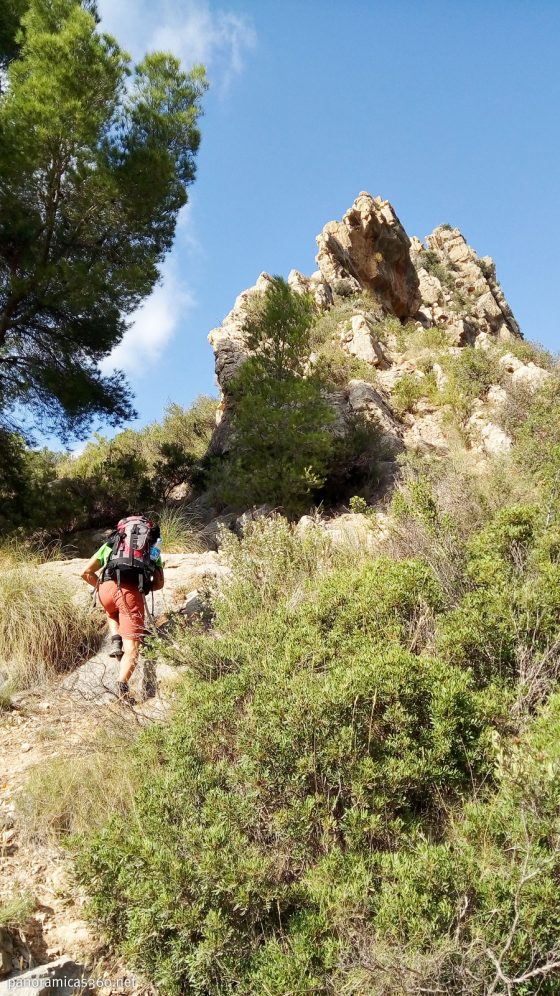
[315,193,421,318]
[208,272,274,389]
[206,191,530,463]
[412,225,521,342]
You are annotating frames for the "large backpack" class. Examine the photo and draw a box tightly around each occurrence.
[102,515,156,593]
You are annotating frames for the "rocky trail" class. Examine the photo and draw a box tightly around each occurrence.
[0,550,229,993]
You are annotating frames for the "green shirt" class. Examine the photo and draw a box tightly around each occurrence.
[94,543,162,570]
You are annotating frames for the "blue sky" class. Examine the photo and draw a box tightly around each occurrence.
[91,0,560,441]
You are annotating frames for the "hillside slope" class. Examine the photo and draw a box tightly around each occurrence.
[1,193,559,996]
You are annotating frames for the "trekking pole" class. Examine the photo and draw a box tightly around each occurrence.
[143,593,158,633]
[90,578,100,611]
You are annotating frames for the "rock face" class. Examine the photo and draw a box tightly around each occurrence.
[412,225,521,342]
[316,193,421,317]
[206,191,533,464]
[208,272,274,390]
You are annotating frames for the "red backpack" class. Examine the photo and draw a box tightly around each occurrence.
[103,515,156,592]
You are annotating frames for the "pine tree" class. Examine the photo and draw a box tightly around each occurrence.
[219,278,336,513]
[0,0,207,439]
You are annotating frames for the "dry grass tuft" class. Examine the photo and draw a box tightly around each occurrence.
[159,505,204,553]
[0,552,101,690]
[17,728,150,846]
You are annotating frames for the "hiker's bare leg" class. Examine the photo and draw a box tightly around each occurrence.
[107,617,119,637]
[119,638,141,683]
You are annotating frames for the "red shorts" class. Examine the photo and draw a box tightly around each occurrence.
[98,580,145,640]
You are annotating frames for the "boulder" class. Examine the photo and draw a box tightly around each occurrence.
[0,958,87,995]
[339,313,389,367]
[316,192,421,318]
[288,269,333,309]
[468,409,512,455]
[346,380,404,451]
[235,505,274,535]
[417,268,443,306]
[511,362,550,389]
[487,384,508,406]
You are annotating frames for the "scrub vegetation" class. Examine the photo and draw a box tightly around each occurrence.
[67,367,560,994]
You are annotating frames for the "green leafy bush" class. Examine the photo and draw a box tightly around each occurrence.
[356,694,560,995]
[437,346,503,421]
[210,279,339,514]
[392,371,436,414]
[75,521,505,996]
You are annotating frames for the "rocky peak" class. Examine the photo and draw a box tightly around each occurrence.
[315,192,421,317]
[207,192,533,460]
[412,224,521,343]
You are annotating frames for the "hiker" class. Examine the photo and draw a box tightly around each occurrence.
[81,516,164,703]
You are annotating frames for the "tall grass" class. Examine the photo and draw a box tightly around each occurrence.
[158,505,203,554]
[0,551,102,690]
[17,734,146,845]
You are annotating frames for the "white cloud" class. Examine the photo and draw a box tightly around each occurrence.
[100,262,194,377]
[97,0,256,92]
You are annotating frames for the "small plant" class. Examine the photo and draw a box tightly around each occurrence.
[158,505,203,553]
[349,495,369,515]
[393,371,437,415]
[0,895,35,929]
[437,346,503,422]
[313,339,377,387]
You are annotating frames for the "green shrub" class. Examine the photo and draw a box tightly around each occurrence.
[359,694,560,994]
[436,504,560,684]
[392,371,436,414]
[438,346,503,421]
[500,375,560,496]
[74,521,503,996]
[210,279,337,514]
[313,339,376,386]
[419,249,456,289]
[393,321,447,354]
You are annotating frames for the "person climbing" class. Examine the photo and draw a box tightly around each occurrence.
[81,515,164,703]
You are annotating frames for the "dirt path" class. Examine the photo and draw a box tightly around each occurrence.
[0,551,229,989]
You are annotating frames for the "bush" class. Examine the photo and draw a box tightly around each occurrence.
[0,397,218,540]
[0,551,102,689]
[354,694,560,995]
[74,521,504,996]
[437,346,503,421]
[211,279,338,514]
[308,296,381,388]
[392,371,436,414]
[499,375,560,496]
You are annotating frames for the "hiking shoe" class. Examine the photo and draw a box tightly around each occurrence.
[109,635,123,659]
[116,680,135,706]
